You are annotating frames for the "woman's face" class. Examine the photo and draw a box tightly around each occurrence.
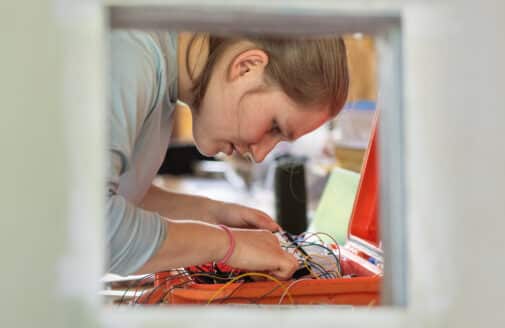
[193,89,329,163]
[190,47,330,163]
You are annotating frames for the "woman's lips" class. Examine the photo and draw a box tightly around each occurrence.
[224,143,234,156]
[223,143,247,157]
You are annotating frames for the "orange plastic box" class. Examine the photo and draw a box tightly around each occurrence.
[152,118,382,306]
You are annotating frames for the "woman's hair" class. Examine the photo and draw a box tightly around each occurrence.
[187,34,349,116]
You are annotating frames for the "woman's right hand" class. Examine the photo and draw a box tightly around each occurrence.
[221,228,299,280]
[135,220,298,280]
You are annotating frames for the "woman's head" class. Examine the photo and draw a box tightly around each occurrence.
[182,33,349,162]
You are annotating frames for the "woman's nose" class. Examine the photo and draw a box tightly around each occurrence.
[250,137,280,163]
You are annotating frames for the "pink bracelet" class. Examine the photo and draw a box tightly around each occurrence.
[217,224,235,265]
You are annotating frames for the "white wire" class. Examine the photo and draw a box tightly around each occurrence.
[278,278,313,304]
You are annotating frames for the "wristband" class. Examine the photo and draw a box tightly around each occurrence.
[217,224,235,265]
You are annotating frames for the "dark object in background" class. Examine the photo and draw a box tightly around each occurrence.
[274,155,308,234]
[158,143,215,175]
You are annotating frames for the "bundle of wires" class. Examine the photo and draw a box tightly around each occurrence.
[117,270,296,305]
[279,231,343,279]
[116,232,344,305]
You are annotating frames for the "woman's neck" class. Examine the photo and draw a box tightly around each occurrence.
[177,32,209,106]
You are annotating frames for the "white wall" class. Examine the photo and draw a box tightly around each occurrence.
[0,0,503,327]
[0,1,105,327]
[405,1,505,326]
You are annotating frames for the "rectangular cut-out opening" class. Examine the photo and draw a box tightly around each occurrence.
[102,4,405,308]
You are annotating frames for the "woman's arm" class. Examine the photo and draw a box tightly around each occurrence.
[140,184,280,231]
[140,184,216,222]
[107,31,170,276]
[134,218,298,279]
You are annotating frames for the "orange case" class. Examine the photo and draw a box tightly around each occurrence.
[151,116,382,306]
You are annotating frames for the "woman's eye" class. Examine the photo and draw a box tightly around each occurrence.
[270,121,281,134]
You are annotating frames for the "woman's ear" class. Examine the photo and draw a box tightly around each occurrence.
[228,49,269,81]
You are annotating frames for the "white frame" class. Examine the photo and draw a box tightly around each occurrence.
[67,0,409,327]
[6,1,505,327]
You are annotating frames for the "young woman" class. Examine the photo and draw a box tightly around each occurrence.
[108,30,349,279]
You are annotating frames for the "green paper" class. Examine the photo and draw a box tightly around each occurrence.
[309,168,360,245]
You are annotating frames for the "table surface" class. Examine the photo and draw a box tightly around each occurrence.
[153,174,277,217]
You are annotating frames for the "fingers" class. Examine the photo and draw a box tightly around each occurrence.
[214,201,281,231]
[241,208,281,232]
[227,229,299,280]
[269,253,299,280]
[257,212,281,232]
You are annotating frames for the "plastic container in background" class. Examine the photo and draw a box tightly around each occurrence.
[330,101,376,172]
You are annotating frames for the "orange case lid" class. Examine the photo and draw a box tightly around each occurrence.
[347,114,380,249]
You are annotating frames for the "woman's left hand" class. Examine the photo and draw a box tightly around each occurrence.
[208,200,280,232]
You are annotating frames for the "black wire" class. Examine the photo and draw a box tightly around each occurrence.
[250,284,284,304]
[305,259,338,279]
[301,232,343,267]
[216,281,247,304]
[288,242,342,275]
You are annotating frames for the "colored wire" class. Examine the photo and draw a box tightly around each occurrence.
[299,257,319,279]
[282,231,311,259]
[250,284,284,304]
[291,241,342,275]
[120,229,348,306]
[117,273,156,305]
[138,272,239,305]
[135,271,192,305]
[297,232,325,244]
[278,279,312,304]
[301,232,342,265]
[134,271,293,305]
[118,270,188,305]
[145,279,193,305]
[306,253,341,277]
[217,281,247,304]
[281,238,342,278]
[289,243,340,276]
[304,258,339,279]
[206,272,294,305]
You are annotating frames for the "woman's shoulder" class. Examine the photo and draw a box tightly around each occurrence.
[110,30,177,80]
[110,30,178,113]
[110,30,161,62]
[110,30,175,56]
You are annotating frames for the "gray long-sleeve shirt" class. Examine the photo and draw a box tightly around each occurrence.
[107,30,178,275]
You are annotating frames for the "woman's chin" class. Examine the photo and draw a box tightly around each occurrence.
[193,142,218,157]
